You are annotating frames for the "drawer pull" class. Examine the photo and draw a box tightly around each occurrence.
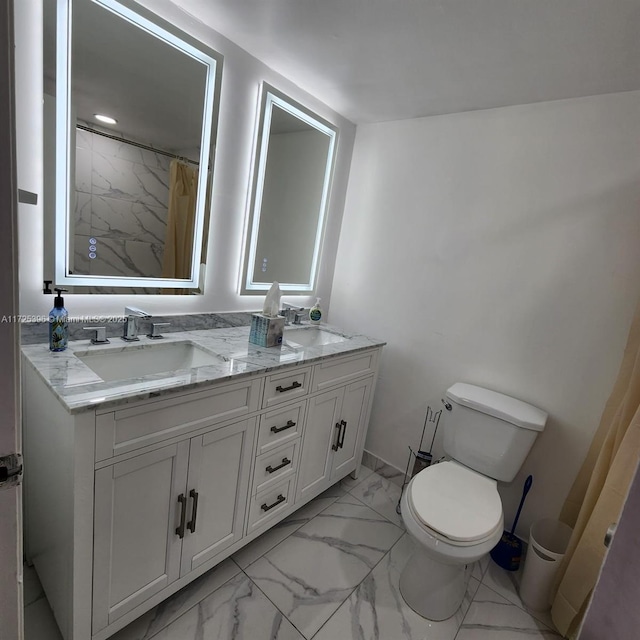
[271,420,296,434]
[266,457,291,474]
[261,494,286,512]
[275,381,302,393]
[187,489,199,534]
[338,420,347,449]
[332,420,347,451]
[176,493,187,539]
[332,422,342,451]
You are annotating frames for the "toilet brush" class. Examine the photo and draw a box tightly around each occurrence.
[490,475,533,571]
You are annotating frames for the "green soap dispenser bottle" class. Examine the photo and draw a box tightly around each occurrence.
[309,297,322,324]
[49,288,68,352]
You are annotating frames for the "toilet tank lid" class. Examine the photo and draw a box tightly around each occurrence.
[446,383,548,432]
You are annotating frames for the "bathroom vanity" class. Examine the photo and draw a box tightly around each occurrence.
[21,325,383,640]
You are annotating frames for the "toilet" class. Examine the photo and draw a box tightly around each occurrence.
[399,383,548,621]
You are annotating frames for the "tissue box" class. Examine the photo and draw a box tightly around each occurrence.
[249,314,285,347]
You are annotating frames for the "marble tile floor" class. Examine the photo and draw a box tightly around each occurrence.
[24,466,561,640]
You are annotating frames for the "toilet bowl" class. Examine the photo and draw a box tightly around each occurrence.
[399,461,503,620]
[398,383,547,621]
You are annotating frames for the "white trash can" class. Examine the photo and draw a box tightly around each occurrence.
[519,518,573,611]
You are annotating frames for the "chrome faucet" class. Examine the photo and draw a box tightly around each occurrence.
[122,306,151,342]
[281,303,305,326]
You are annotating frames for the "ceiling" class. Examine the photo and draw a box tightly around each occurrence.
[170,0,640,124]
[71,0,207,151]
[44,0,207,153]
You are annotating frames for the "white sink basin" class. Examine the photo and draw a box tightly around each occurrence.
[284,327,348,348]
[77,342,226,382]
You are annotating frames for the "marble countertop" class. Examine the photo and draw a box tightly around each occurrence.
[21,324,385,414]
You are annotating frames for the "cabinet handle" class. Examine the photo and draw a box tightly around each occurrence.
[275,381,302,393]
[266,457,291,474]
[187,489,199,534]
[176,493,187,539]
[270,420,296,434]
[261,494,286,512]
[332,422,342,451]
[338,419,347,449]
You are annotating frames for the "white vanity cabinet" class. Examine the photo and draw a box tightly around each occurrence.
[331,377,374,478]
[298,349,379,502]
[93,441,188,630]
[297,377,374,502]
[22,343,381,640]
[92,417,254,631]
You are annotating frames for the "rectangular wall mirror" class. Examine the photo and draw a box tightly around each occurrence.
[240,84,338,295]
[44,0,222,293]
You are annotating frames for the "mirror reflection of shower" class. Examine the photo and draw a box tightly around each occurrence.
[69,124,200,283]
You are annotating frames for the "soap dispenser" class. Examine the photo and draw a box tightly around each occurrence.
[309,297,322,324]
[49,288,68,352]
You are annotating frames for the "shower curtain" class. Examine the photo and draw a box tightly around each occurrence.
[551,298,640,637]
[162,160,198,281]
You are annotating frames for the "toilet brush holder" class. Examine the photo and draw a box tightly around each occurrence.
[397,405,442,515]
[409,405,441,479]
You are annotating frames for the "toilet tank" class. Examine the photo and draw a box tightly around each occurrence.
[443,383,547,482]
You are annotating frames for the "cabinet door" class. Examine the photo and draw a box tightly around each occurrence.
[93,442,189,632]
[296,388,343,503]
[331,377,373,480]
[180,418,255,575]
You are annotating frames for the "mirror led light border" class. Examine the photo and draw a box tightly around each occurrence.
[54,0,217,289]
[243,87,337,294]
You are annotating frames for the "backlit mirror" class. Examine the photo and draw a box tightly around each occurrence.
[241,85,337,295]
[44,0,222,292]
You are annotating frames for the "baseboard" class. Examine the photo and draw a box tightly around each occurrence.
[362,450,405,487]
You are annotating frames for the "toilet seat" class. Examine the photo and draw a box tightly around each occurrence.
[408,461,502,544]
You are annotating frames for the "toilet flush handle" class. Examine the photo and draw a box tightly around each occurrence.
[441,399,452,411]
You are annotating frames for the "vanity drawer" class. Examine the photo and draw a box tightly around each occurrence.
[312,350,378,392]
[95,378,261,461]
[252,440,299,495]
[262,366,312,408]
[247,477,296,535]
[257,401,306,455]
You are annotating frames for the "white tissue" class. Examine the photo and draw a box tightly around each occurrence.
[263,282,281,318]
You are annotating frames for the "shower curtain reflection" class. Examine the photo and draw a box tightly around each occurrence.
[162,160,198,282]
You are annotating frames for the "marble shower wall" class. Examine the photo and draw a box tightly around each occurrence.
[73,127,171,279]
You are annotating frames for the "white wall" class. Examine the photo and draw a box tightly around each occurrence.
[15,0,355,317]
[330,91,640,538]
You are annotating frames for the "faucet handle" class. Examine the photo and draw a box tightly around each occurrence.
[147,322,170,340]
[83,326,109,345]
